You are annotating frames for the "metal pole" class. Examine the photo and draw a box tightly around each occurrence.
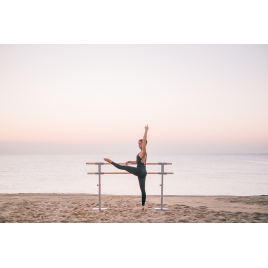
[161,164,163,210]
[98,163,101,210]
[155,163,169,211]
[93,162,107,210]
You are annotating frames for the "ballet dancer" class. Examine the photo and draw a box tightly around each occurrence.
[104,125,148,210]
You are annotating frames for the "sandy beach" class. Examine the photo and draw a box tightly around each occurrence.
[0,194,268,223]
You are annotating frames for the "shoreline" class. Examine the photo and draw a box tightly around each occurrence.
[1,193,267,196]
[1,193,268,223]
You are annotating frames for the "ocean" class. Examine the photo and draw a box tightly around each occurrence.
[0,153,267,196]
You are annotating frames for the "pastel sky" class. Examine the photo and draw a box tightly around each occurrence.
[1,45,268,153]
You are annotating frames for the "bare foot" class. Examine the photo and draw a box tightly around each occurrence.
[104,158,112,163]
[141,206,145,211]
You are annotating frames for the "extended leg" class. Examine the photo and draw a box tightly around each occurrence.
[111,162,140,177]
[138,177,146,206]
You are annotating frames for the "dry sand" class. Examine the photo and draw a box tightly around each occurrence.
[0,194,268,223]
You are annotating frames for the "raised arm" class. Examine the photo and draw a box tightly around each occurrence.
[140,124,148,158]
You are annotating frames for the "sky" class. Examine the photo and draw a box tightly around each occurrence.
[1,44,268,153]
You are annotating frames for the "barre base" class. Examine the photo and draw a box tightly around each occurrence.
[154,208,170,211]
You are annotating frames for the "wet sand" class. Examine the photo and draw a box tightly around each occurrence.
[0,194,268,223]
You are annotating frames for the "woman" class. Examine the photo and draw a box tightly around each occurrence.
[104,125,148,211]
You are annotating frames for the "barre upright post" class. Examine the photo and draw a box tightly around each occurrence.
[93,162,107,211]
[155,163,169,211]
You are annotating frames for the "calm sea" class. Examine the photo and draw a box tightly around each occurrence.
[0,154,267,196]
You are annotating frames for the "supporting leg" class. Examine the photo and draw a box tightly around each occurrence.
[138,177,146,207]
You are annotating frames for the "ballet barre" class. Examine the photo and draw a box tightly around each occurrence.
[86,162,173,211]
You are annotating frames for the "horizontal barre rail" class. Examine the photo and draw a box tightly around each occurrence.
[86,162,172,165]
[87,172,173,174]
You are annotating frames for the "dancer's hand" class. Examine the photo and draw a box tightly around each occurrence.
[125,161,130,165]
[145,124,149,132]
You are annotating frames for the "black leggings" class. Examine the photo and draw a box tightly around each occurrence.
[111,162,147,206]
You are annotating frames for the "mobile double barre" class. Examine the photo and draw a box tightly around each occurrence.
[86,161,173,211]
